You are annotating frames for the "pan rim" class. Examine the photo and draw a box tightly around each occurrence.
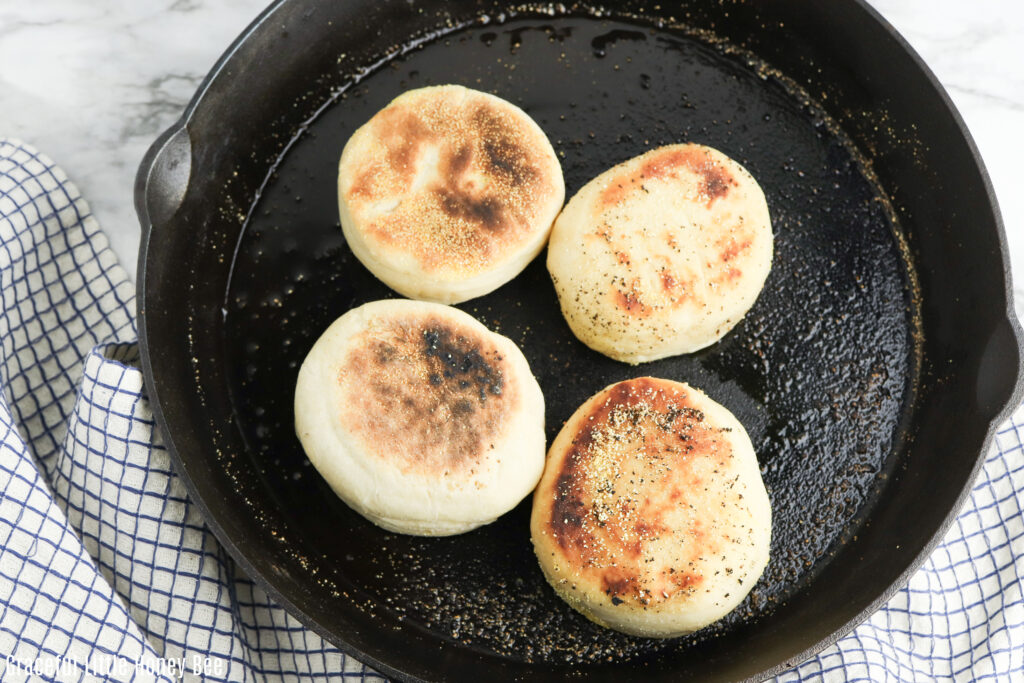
[133,1,1024,680]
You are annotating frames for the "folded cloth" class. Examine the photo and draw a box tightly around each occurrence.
[0,138,1020,682]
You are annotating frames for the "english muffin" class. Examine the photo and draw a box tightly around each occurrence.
[294,299,545,535]
[338,85,565,304]
[547,143,773,364]
[531,377,771,637]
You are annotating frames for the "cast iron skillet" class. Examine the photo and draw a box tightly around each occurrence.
[135,1,1024,680]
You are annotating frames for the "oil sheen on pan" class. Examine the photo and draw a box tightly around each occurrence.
[221,17,921,665]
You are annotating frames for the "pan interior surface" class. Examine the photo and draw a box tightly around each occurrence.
[219,13,918,675]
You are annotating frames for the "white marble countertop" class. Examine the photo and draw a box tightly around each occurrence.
[2,0,1022,321]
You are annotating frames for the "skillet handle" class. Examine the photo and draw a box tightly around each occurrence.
[134,124,192,233]
[977,312,1024,421]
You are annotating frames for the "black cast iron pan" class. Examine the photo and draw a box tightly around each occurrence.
[135,1,1024,680]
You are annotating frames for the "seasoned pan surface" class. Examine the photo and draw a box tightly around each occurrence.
[136,1,1023,680]
[224,14,914,668]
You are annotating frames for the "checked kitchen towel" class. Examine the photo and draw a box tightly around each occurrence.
[0,138,1021,681]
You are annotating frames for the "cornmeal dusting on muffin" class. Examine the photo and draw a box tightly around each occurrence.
[545,378,745,607]
[345,90,559,276]
[546,143,773,363]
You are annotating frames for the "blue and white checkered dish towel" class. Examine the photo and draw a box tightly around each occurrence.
[0,138,1021,682]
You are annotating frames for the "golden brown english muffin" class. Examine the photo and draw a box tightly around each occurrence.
[294,299,545,535]
[547,143,773,364]
[531,377,771,637]
[338,85,565,304]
